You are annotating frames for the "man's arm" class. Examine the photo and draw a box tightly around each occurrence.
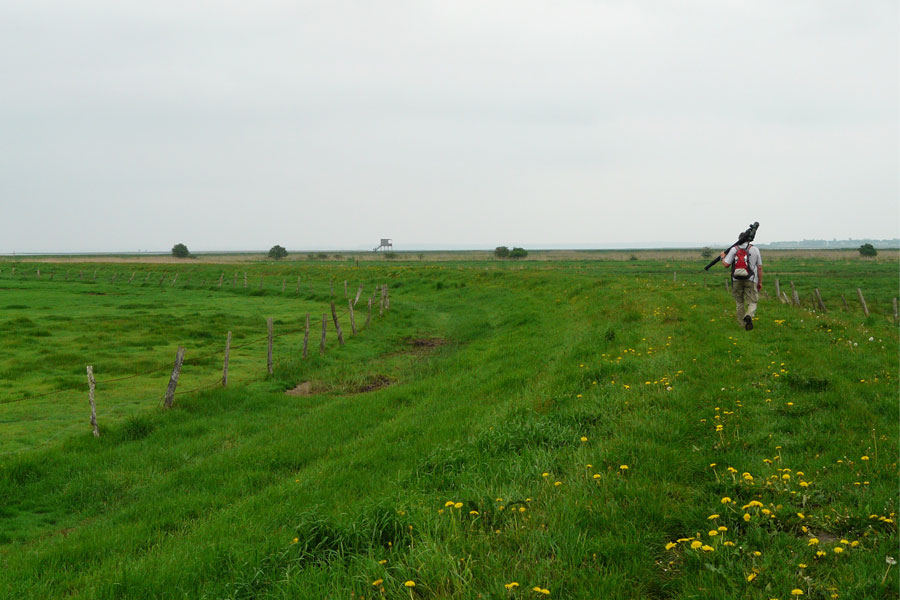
[756,265,763,290]
[720,250,732,267]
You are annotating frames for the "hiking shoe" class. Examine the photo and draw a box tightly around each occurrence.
[744,315,754,330]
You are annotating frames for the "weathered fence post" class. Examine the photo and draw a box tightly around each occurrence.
[296,276,301,293]
[302,314,310,358]
[775,279,781,301]
[857,288,869,317]
[344,280,348,298]
[380,286,385,316]
[353,283,363,306]
[128,272,135,283]
[258,277,263,290]
[243,272,247,288]
[48,272,54,280]
[93,270,97,280]
[790,281,800,306]
[348,299,357,335]
[266,318,274,375]
[893,298,898,324]
[673,272,677,282]
[86,365,99,438]
[222,331,231,386]
[233,272,238,286]
[171,273,178,286]
[330,280,334,296]
[385,285,389,310]
[841,294,849,311]
[320,314,327,353]
[365,297,372,328]
[110,273,116,282]
[218,272,224,288]
[143,272,150,282]
[725,279,731,294]
[164,347,186,408]
[36,269,40,278]
[330,302,345,345]
[281,279,286,292]
[814,288,826,313]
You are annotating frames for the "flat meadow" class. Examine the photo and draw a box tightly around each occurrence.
[0,252,896,599]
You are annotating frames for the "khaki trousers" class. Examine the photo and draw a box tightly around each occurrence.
[732,279,758,325]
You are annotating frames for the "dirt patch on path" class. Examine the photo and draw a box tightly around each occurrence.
[285,374,393,396]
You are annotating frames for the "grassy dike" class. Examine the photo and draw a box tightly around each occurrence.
[0,258,897,599]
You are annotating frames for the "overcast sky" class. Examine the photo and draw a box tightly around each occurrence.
[1,1,897,252]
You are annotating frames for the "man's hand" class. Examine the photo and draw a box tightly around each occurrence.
[757,282,762,292]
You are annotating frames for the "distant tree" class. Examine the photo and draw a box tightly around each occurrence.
[417,253,425,261]
[384,252,398,260]
[858,243,877,257]
[268,245,288,260]
[494,246,510,259]
[509,247,528,259]
[171,243,190,258]
[700,247,714,259]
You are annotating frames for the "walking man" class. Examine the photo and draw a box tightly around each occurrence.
[721,239,762,330]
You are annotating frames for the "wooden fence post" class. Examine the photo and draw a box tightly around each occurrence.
[330,280,334,296]
[302,314,310,358]
[86,365,99,438]
[365,297,372,328]
[281,279,286,292]
[36,269,40,278]
[380,286,385,316]
[344,280,348,298]
[128,272,135,283]
[775,279,781,301]
[893,297,898,324]
[93,270,97,280]
[790,281,800,306]
[353,283,363,306]
[233,272,238,286]
[385,285,390,310]
[781,291,790,304]
[259,277,263,290]
[171,273,179,286]
[348,299,357,335]
[222,331,231,386]
[330,302,345,345]
[243,272,247,288]
[48,272,54,280]
[143,272,149,282]
[725,279,731,294]
[841,294,849,311]
[218,272,224,288]
[296,276,301,293]
[320,314,327,353]
[814,288,826,313]
[673,271,677,282]
[110,273,116,282]
[164,347,186,408]
[857,288,869,317]
[266,318,274,375]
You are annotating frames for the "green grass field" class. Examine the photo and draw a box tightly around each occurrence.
[0,254,897,599]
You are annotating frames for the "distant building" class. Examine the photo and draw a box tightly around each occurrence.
[374,238,393,252]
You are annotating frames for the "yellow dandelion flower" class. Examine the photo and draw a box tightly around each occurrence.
[519,507,526,512]
[708,514,719,520]
[592,473,601,479]
[619,465,629,470]
[721,497,732,504]
[372,579,383,586]
[690,541,702,549]
[708,530,718,537]
[404,581,416,587]
[504,582,519,589]
[724,541,735,546]
[291,537,299,544]
[542,472,549,478]
[797,513,805,519]
[798,563,807,568]
[378,560,387,565]
[665,542,677,550]
[718,526,727,532]
[743,513,751,522]
[454,502,463,509]
[747,573,757,582]
[861,456,869,461]
[580,436,588,442]
[834,547,844,554]
[808,538,819,546]
[792,590,804,596]
[469,510,479,515]
[816,550,826,557]
[701,545,714,552]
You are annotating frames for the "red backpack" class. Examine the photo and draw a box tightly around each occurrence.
[732,246,754,280]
